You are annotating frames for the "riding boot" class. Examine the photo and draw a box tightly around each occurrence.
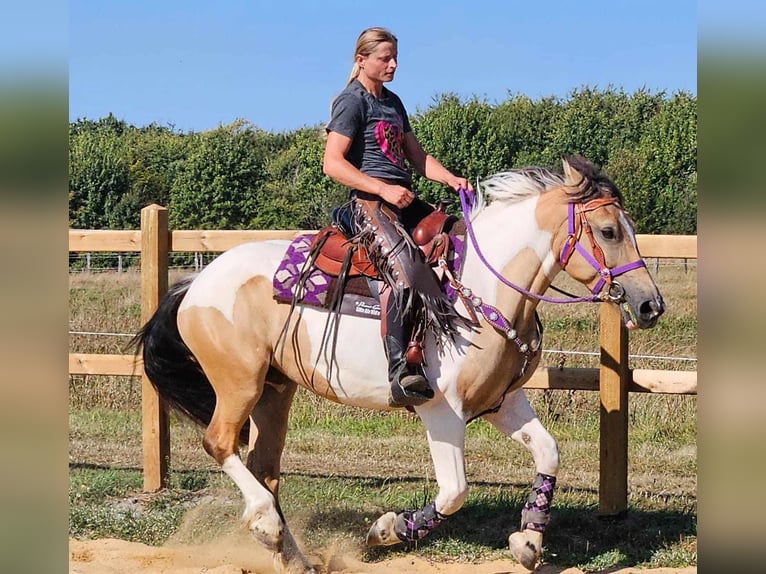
[384,315,434,408]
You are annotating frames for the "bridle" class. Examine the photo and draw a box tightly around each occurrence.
[437,186,647,380]
[558,198,646,303]
[441,186,648,420]
[457,186,646,305]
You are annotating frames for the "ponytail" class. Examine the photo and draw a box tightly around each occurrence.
[347,63,362,86]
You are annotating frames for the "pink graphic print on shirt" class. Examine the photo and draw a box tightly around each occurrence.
[374,120,406,168]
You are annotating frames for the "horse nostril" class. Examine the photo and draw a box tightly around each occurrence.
[640,298,665,320]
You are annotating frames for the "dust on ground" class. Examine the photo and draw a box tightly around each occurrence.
[69,537,696,574]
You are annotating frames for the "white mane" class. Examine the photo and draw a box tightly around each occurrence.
[468,167,565,220]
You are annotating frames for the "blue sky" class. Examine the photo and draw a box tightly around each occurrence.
[68,0,700,133]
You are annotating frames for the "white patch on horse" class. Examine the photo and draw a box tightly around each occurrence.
[290,300,473,412]
[221,454,276,519]
[475,171,561,274]
[619,211,639,251]
[418,401,469,515]
[541,249,559,278]
[298,309,392,406]
[465,195,553,287]
[221,454,280,531]
[484,389,560,476]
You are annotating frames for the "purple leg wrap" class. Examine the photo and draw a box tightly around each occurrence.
[394,502,447,543]
[521,472,556,532]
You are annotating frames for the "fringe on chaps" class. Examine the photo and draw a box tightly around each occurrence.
[349,197,468,346]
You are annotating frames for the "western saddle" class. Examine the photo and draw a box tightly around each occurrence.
[309,201,458,280]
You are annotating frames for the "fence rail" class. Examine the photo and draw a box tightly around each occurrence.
[68,204,697,514]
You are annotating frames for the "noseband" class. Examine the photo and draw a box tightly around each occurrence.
[558,198,646,302]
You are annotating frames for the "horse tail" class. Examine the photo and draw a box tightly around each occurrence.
[129,276,249,445]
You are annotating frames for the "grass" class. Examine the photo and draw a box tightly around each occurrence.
[68,394,696,569]
[68,458,697,569]
[68,260,697,569]
[69,467,187,545]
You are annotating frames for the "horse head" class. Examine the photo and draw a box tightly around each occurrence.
[551,155,665,329]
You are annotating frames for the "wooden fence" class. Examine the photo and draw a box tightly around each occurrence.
[69,204,698,515]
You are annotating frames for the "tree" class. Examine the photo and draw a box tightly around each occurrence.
[492,93,562,170]
[169,120,271,229]
[608,92,697,234]
[411,94,510,206]
[258,127,346,230]
[114,124,188,228]
[544,87,629,169]
[69,121,129,229]
[69,88,697,236]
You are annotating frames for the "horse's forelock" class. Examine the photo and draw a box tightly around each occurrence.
[564,155,624,206]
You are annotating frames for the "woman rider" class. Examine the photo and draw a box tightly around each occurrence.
[323,27,473,407]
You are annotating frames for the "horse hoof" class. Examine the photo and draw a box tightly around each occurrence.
[246,510,284,553]
[250,524,283,553]
[366,511,401,546]
[509,531,540,571]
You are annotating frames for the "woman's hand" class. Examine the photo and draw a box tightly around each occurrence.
[446,175,473,194]
[378,183,415,209]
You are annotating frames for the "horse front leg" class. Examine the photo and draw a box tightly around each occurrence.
[367,400,467,547]
[483,389,560,571]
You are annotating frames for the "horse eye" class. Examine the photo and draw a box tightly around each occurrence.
[601,227,616,241]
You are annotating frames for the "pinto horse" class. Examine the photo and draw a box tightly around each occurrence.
[134,156,664,573]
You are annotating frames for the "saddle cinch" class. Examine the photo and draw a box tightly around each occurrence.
[310,201,458,280]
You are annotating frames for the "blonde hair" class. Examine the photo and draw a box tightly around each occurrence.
[347,27,398,85]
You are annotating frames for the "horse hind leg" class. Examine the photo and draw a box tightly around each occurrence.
[483,389,560,571]
[185,330,285,554]
[246,370,317,574]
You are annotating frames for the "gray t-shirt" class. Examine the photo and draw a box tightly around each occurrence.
[326,79,413,187]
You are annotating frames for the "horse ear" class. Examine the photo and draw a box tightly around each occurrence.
[562,156,586,188]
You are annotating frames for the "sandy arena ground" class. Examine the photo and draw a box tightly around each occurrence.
[69,537,696,574]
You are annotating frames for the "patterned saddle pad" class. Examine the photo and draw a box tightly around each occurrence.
[272,232,465,320]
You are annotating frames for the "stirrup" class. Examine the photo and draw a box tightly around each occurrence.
[389,372,434,407]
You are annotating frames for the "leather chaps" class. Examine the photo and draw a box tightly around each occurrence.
[349,196,463,347]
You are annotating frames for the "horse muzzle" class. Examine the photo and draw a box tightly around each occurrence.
[617,290,665,330]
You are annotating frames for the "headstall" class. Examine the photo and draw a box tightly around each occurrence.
[558,198,646,303]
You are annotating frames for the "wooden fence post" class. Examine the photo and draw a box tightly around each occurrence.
[598,302,629,515]
[140,205,170,491]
